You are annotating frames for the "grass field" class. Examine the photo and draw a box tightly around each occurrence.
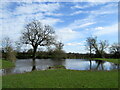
[92,58,119,64]
[2,69,118,88]
[0,59,15,69]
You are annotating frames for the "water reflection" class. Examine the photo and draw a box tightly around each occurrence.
[1,59,119,75]
[95,60,105,70]
[32,59,36,71]
[89,60,92,70]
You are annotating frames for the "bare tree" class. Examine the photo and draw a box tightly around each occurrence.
[21,20,55,59]
[2,37,16,62]
[15,41,22,52]
[99,40,109,57]
[109,43,120,58]
[109,43,120,53]
[2,37,12,52]
[86,36,109,58]
[53,41,66,59]
[55,41,64,51]
[86,37,94,57]
[21,20,56,70]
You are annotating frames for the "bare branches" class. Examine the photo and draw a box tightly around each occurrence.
[99,40,109,53]
[21,20,55,47]
[55,41,64,50]
[109,43,120,54]
[86,36,109,58]
[21,20,56,60]
[2,37,16,61]
[86,37,95,56]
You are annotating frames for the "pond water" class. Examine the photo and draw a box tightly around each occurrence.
[1,59,119,75]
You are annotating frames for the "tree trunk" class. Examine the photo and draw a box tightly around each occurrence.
[33,46,37,60]
[89,60,92,70]
[96,50,102,58]
[92,44,102,58]
[89,47,92,58]
[32,46,37,71]
[32,58,36,71]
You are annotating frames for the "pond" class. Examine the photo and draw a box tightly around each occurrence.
[1,59,119,75]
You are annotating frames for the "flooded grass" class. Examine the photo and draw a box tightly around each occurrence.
[0,60,15,69]
[2,69,118,88]
[93,58,119,64]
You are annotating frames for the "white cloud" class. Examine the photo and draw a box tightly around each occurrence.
[70,11,88,15]
[13,3,61,16]
[1,2,62,19]
[40,17,63,26]
[68,17,96,29]
[71,4,84,9]
[0,2,63,42]
[63,45,86,53]
[70,3,117,30]
[70,22,95,29]
[56,28,82,42]
[71,2,117,16]
[55,10,96,43]
[93,23,118,36]
[66,42,84,46]
[71,2,100,9]
[95,27,104,30]
[44,12,63,16]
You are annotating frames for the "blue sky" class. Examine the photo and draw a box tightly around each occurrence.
[0,1,118,53]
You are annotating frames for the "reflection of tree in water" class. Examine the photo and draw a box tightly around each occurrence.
[31,59,65,71]
[89,60,92,70]
[95,60,105,70]
[32,59,36,71]
[114,63,120,69]
[51,59,64,66]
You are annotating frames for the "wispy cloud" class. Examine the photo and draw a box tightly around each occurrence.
[70,11,89,15]
[14,3,61,15]
[56,28,82,42]
[66,42,84,46]
[71,2,101,9]
[55,2,117,44]
[0,2,63,41]
[40,17,63,26]
[71,2,117,16]
[93,23,118,36]
[68,20,96,29]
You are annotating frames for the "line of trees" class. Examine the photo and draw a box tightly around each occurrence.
[86,36,120,58]
[1,20,120,63]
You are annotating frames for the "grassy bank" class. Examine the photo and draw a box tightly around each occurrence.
[3,69,118,88]
[92,58,119,64]
[0,59,15,69]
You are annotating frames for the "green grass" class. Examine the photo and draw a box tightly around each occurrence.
[2,69,118,88]
[92,58,120,64]
[0,59,15,69]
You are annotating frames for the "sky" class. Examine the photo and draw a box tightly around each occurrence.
[0,0,118,53]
